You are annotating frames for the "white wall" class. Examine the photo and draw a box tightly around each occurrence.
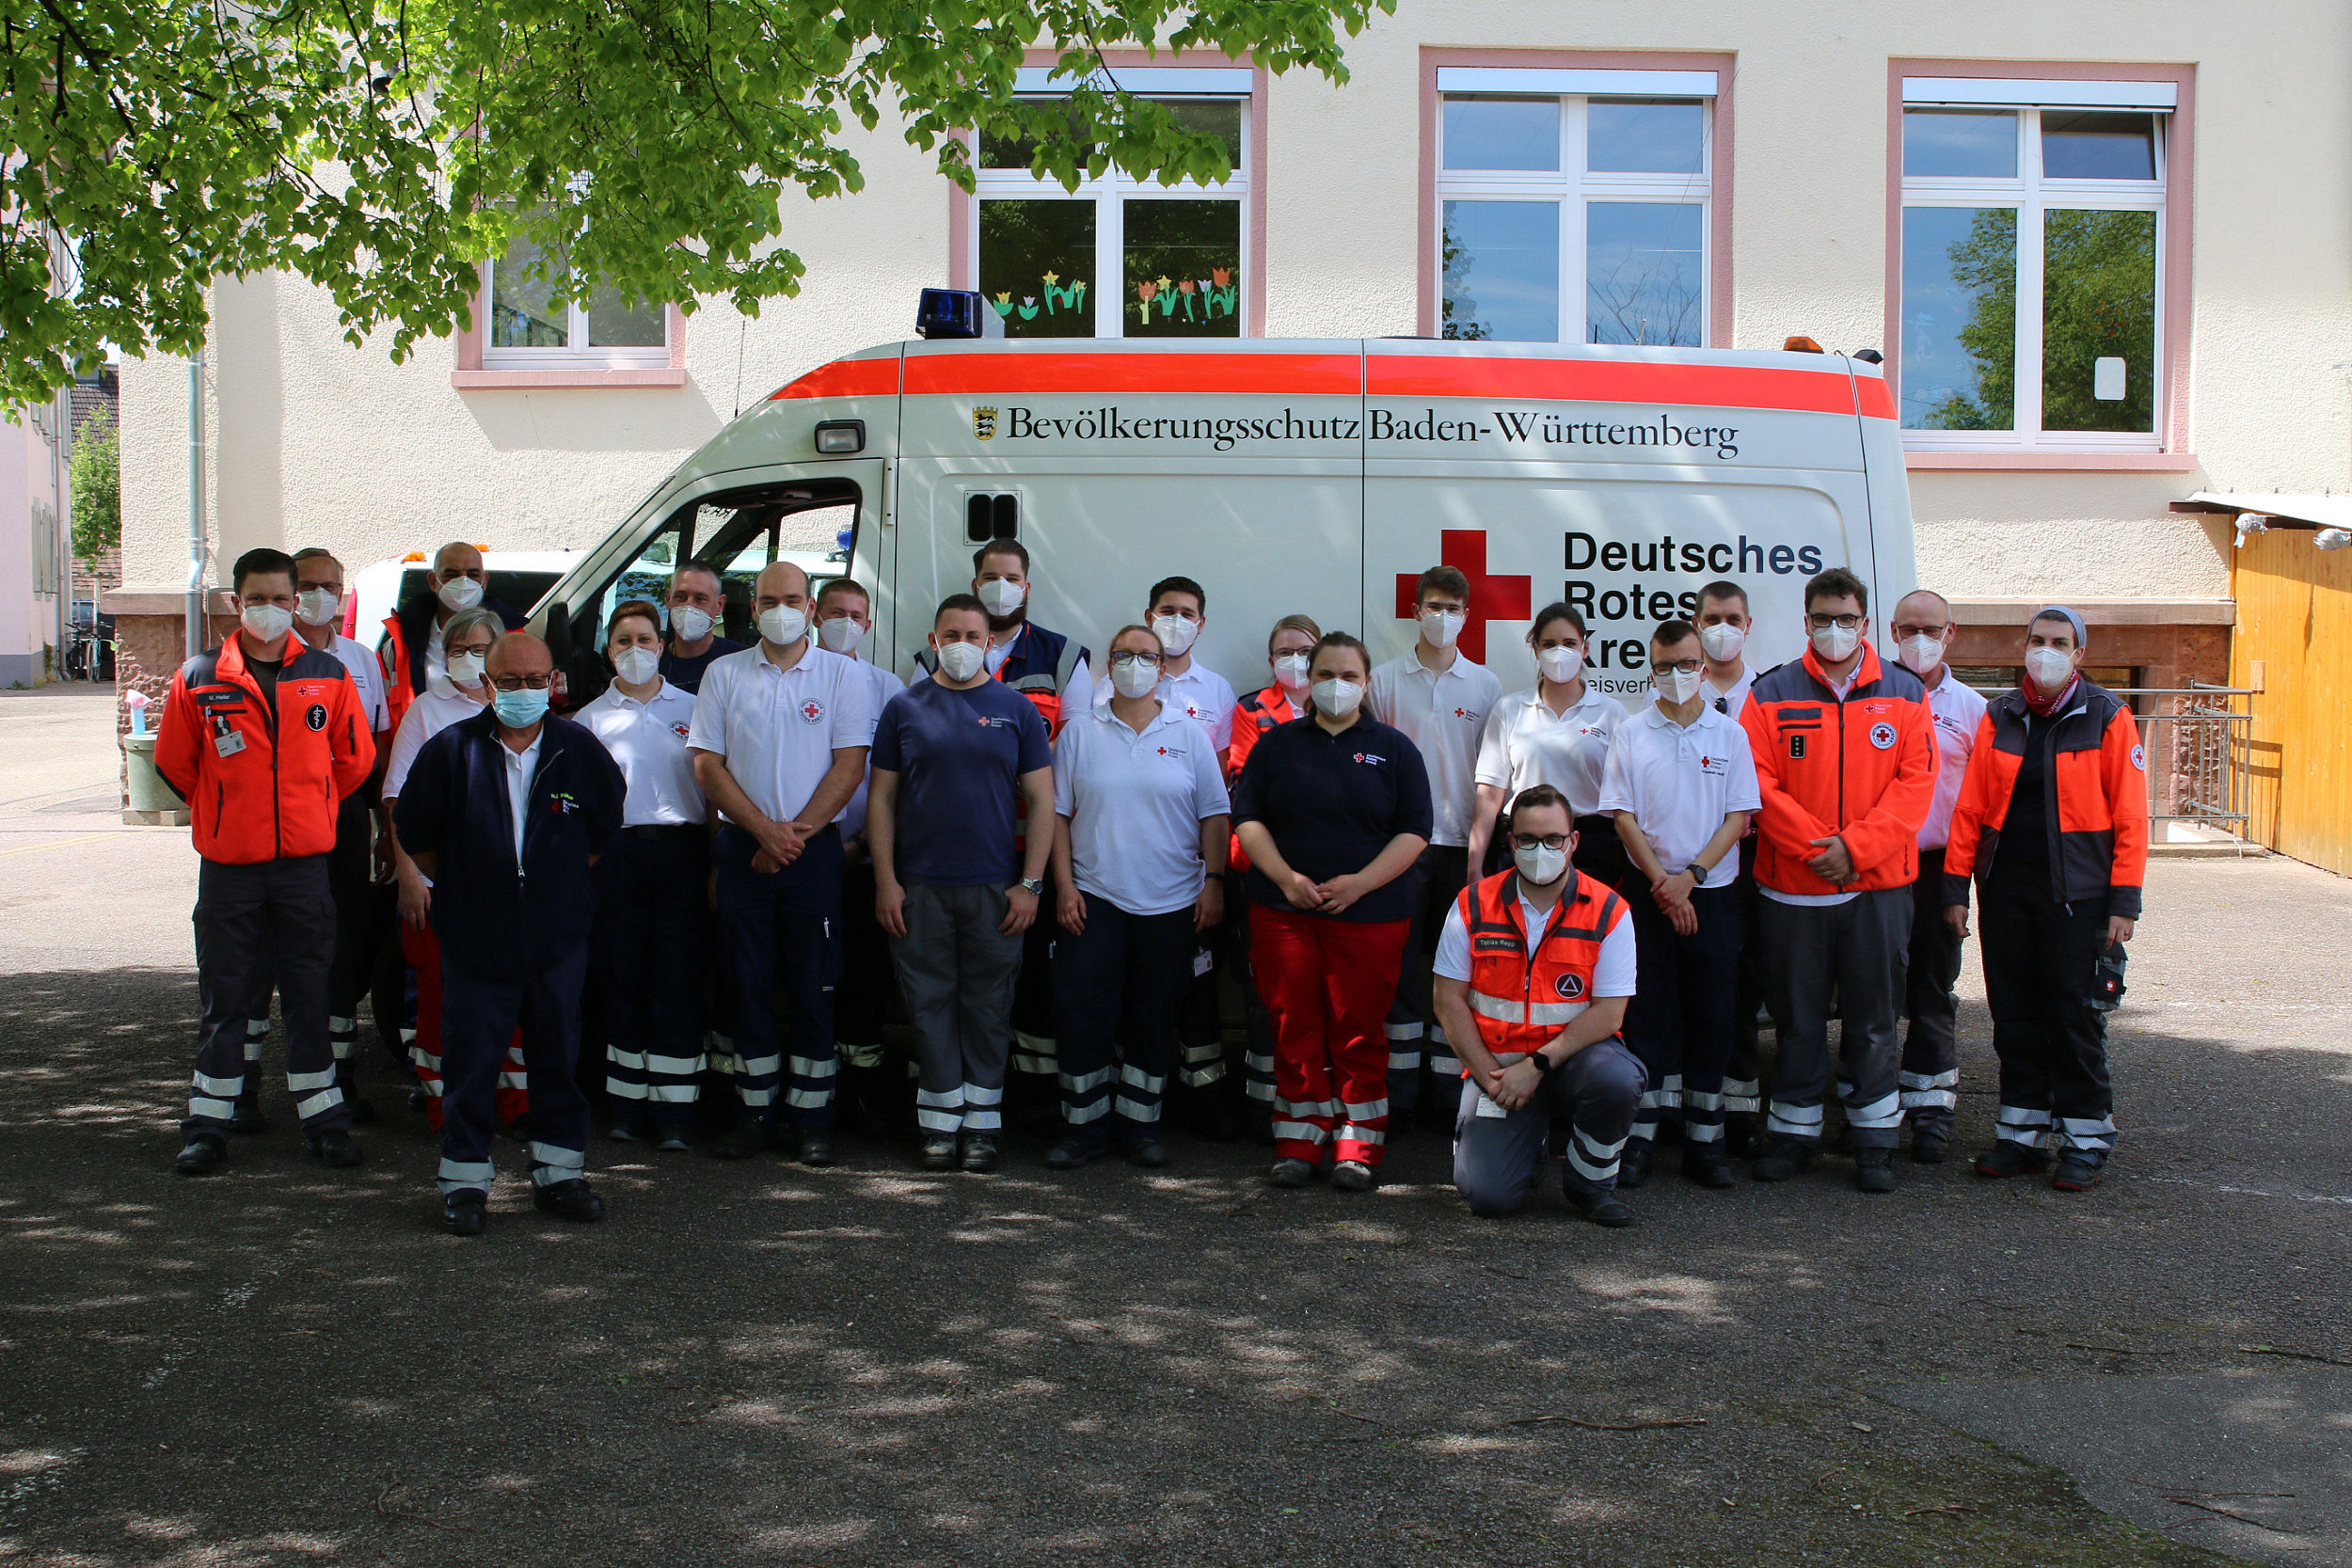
[0,409,69,686]
[120,0,2352,610]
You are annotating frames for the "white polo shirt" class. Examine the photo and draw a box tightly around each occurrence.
[579,679,706,828]
[834,657,908,841]
[1093,660,1237,752]
[501,731,541,863]
[1369,649,1502,847]
[1053,701,1232,916]
[1918,666,1990,850]
[1474,684,1623,818]
[1597,702,1763,891]
[384,673,490,800]
[687,642,876,829]
[1434,889,1637,996]
[323,634,389,734]
[1705,664,1756,721]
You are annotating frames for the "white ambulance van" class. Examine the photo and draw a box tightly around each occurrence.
[528,336,1913,702]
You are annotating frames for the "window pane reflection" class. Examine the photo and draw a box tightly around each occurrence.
[1124,199,1242,338]
[585,283,664,348]
[2042,208,2155,431]
[2042,111,2158,180]
[1902,109,2019,179]
[1586,201,1703,346]
[1899,205,2016,429]
[1441,199,1560,341]
[490,238,568,349]
[1586,100,1706,174]
[1442,98,1559,170]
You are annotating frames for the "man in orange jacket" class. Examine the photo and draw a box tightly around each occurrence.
[1739,567,1937,1192]
[156,547,377,1175]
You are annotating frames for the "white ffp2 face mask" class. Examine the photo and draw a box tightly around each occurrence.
[1311,678,1364,720]
[1898,633,1947,675]
[446,651,486,689]
[977,579,1025,618]
[295,589,341,627]
[1655,668,1704,705]
[1152,614,1200,657]
[612,645,660,686]
[1513,841,1569,886]
[1418,609,1465,649]
[1537,645,1584,684]
[1811,623,1860,663]
[757,605,808,647]
[1111,657,1161,699]
[936,640,987,682]
[2026,646,2076,692]
[1272,652,1311,691]
[242,603,294,643]
[669,606,713,644]
[437,576,484,613]
[1699,623,1746,661]
[818,615,865,655]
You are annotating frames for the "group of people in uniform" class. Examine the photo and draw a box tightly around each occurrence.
[156,535,2149,1235]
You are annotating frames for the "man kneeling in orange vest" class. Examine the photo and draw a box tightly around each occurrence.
[1433,784,1645,1227]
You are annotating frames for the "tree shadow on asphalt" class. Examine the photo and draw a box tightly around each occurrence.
[0,966,2298,1567]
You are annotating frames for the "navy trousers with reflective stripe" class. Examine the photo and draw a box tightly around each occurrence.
[715,824,844,1129]
[1051,894,1193,1150]
[1623,883,1740,1146]
[184,856,347,1143]
[1901,847,1965,1132]
[592,832,708,1125]
[1760,886,1911,1150]
[1453,1037,1645,1214]
[1979,862,2115,1158]
[437,947,590,1196]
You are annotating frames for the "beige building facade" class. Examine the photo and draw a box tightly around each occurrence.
[112,0,2351,691]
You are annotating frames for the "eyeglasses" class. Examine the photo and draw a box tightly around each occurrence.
[488,674,552,691]
[1654,657,1702,675]
[1109,650,1164,669]
[1807,613,1864,632]
[1511,833,1572,851]
[1890,625,1949,639]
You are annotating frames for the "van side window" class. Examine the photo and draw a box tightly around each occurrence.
[965,493,1019,543]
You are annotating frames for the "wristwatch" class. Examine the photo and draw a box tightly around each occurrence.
[1683,863,1707,881]
[1018,877,1045,895]
[1528,1049,1559,1077]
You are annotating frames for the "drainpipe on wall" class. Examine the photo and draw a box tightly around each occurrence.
[185,347,206,658]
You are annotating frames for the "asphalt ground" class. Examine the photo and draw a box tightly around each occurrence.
[3,683,2347,1567]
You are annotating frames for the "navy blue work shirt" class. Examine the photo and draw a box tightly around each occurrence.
[659,636,748,695]
[1231,709,1433,924]
[870,675,1052,886]
[393,707,627,978]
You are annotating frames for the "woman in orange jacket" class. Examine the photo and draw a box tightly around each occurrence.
[1943,607,2149,1192]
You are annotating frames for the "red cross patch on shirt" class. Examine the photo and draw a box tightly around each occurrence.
[799,700,824,724]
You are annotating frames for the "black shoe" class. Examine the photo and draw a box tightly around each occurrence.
[1267,1157,1315,1188]
[608,1113,653,1143]
[1617,1139,1655,1190]
[408,1085,428,1114]
[1855,1147,1897,1194]
[707,1120,773,1160]
[1329,1160,1375,1192]
[796,1131,836,1168]
[1681,1145,1735,1188]
[1973,1142,2052,1180]
[1565,1186,1634,1227]
[441,1191,486,1236]
[230,1094,268,1135]
[1120,1136,1171,1169]
[960,1134,1000,1173]
[920,1134,959,1171]
[1910,1126,1951,1164]
[174,1134,227,1176]
[2050,1155,2105,1192]
[1045,1136,1106,1170]
[532,1179,607,1223]
[308,1128,365,1168]
[655,1128,696,1153]
[1750,1137,1820,1182]
[1724,1112,1766,1159]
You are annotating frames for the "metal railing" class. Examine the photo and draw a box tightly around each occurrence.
[1967,684,2256,851]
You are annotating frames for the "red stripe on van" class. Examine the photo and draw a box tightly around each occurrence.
[903,353,1362,397]
[1367,356,1862,416]
[768,358,902,400]
[1855,376,1897,420]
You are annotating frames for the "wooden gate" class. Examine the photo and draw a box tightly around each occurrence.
[2231,528,2352,875]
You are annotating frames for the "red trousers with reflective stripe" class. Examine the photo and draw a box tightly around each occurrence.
[402,921,528,1131]
[1250,904,1408,1167]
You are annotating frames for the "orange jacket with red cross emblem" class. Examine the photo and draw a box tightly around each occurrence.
[1455,867,1629,1062]
[1941,679,2150,919]
[155,633,375,864]
[1738,641,1938,896]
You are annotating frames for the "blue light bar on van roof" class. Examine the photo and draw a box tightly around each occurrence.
[917,289,986,340]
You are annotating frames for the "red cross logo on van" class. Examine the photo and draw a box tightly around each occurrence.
[1394,530,1531,662]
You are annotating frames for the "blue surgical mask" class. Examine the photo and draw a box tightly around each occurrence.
[493,687,549,727]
